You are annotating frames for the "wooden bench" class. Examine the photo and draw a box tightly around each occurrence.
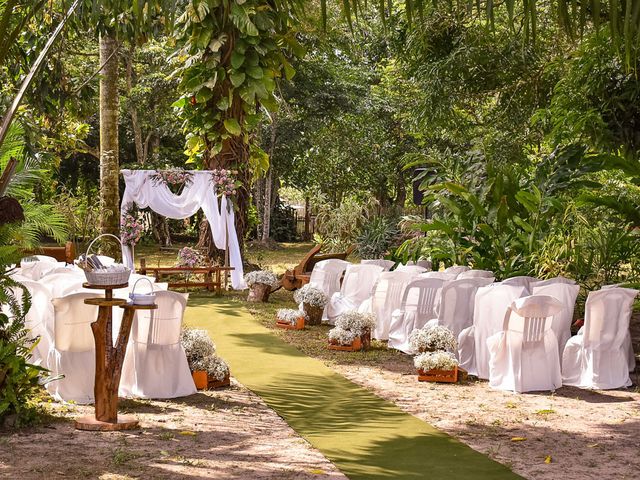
[138,258,234,293]
[24,241,76,264]
[281,244,353,291]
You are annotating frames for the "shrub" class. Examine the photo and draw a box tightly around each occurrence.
[357,216,399,259]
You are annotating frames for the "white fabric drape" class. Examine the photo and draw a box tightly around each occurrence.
[120,170,245,289]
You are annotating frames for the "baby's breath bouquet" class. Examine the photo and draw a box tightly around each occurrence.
[414,351,459,372]
[244,270,279,288]
[328,310,375,348]
[408,324,457,353]
[276,308,307,325]
[293,284,328,307]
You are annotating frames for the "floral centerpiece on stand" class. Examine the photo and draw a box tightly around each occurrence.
[244,270,279,302]
[275,308,307,330]
[177,246,202,268]
[293,284,328,325]
[328,310,376,351]
[180,328,230,389]
[408,324,464,383]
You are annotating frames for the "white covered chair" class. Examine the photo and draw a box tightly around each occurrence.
[425,277,494,339]
[19,259,61,280]
[388,278,445,353]
[361,259,395,271]
[530,276,576,287]
[119,291,197,399]
[42,266,82,277]
[364,271,416,340]
[47,292,98,404]
[325,264,384,324]
[500,276,539,293]
[419,271,458,281]
[531,282,580,357]
[562,288,638,390]
[17,280,54,366]
[404,259,432,270]
[444,265,470,276]
[458,269,494,279]
[306,259,350,320]
[394,265,427,275]
[458,284,527,378]
[487,295,564,393]
[40,273,86,298]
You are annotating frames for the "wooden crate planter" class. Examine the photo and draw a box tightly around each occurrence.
[276,316,305,330]
[327,329,371,352]
[247,283,272,302]
[208,375,231,389]
[302,303,324,325]
[417,366,467,383]
[192,370,208,390]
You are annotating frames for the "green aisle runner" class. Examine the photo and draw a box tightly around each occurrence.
[185,296,521,480]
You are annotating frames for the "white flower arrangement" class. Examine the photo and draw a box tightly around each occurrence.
[293,284,328,307]
[181,328,216,369]
[328,327,358,346]
[193,354,230,382]
[244,270,279,288]
[334,310,376,336]
[276,308,307,325]
[414,351,459,372]
[408,324,457,353]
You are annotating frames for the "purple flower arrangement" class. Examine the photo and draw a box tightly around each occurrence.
[210,168,239,197]
[177,247,202,267]
[150,168,193,188]
[120,212,145,246]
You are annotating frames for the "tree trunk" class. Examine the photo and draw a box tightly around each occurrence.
[254,177,264,238]
[262,167,272,241]
[99,33,120,247]
[303,196,311,241]
[125,46,145,166]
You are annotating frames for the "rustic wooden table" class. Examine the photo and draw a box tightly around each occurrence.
[75,282,157,431]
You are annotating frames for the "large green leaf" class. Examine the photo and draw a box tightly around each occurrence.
[223,118,242,136]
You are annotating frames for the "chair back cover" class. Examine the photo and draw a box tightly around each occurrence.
[32,255,58,263]
[459,284,526,378]
[444,265,470,275]
[42,267,80,276]
[394,265,427,275]
[339,264,385,305]
[458,269,494,279]
[40,273,86,298]
[361,259,395,271]
[52,292,97,352]
[531,282,579,356]
[419,271,458,281]
[370,271,415,340]
[487,294,564,393]
[120,290,196,399]
[437,277,494,338]
[387,278,445,353]
[530,276,576,287]
[561,287,638,389]
[17,280,54,364]
[19,259,60,280]
[309,259,350,296]
[500,276,539,293]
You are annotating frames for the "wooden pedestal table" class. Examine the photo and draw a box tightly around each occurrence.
[75,282,157,431]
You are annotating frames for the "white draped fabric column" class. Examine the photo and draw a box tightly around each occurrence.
[120,170,246,289]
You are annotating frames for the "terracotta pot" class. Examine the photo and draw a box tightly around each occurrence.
[192,370,208,390]
[247,283,271,302]
[302,303,324,325]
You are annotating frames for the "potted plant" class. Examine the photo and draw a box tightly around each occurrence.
[408,324,457,353]
[293,284,328,325]
[414,351,462,383]
[181,328,230,389]
[275,308,307,330]
[244,270,279,302]
[327,311,375,351]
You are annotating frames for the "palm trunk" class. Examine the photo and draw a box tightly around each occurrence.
[99,33,120,244]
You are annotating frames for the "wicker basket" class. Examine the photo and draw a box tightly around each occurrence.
[82,234,131,286]
[129,277,156,305]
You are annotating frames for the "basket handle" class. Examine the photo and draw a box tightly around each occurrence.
[85,233,124,261]
[131,277,154,295]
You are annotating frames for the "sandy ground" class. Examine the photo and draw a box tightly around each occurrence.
[0,380,346,480]
[331,357,640,480]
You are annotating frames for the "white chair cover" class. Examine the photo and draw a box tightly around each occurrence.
[458,269,494,279]
[425,277,494,339]
[529,276,576,287]
[500,276,539,293]
[562,288,638,389]
[16,280,54,366]
[39,273,86,298]
[32,255,58,263]
[487,295,564,393]
[388,278,445,353]
[120,291,197,399]
[444,265,470,275]
[458,284,526,377]
[42,266,83,276]
[361,259,395,271]
[325,264,384,324]
[366,271,416,340]
[19,259,63,280]
[419,271,458,281]
[394,265,427,275]
[531,282,580,358]
[47,292,98,404]
[307,259,350,320]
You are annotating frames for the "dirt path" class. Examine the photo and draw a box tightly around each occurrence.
[0,381,346,480]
